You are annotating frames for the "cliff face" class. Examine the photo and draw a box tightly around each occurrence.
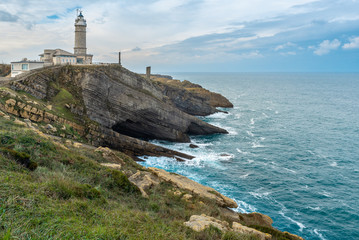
[10,65,227,143]
[151,77,233,116]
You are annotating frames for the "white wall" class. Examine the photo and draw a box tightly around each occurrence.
[11,62,44,77]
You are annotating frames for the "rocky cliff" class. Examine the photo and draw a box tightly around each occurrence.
[10,65,228,144]
[148,75,233,116]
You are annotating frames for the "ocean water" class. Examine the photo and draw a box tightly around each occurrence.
[139,73,359,240]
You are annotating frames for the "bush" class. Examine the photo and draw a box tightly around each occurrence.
[106,169,140,194]
[47,178,101,200]
[0,147,37,171]
[222,231,260,240]
[195,225,222,240]
[249,225,296,240]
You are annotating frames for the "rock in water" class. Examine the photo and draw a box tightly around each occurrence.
[189,144,199,148]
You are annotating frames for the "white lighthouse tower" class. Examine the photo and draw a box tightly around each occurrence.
[74,10,92,64]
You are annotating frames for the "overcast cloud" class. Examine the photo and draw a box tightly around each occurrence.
[0,0,358,72]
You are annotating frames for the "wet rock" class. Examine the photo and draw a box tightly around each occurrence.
[189,144,199,148]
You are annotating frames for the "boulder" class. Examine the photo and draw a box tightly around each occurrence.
[184,214,230,232]
[232,222,271,240]
[95,146,125,166]
[100,163,122,170]
[148,167,237,208]
[128,170,160,197]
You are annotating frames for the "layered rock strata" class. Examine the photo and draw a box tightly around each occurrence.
[10,65,228,143]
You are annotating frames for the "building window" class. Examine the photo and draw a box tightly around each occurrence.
[21,64,28,70]
[11,65,14,70]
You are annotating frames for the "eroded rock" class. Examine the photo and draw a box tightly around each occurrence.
[184,214,230,232]
[128,170,160,197]
[232,222,272,240]
[148,167,238,208]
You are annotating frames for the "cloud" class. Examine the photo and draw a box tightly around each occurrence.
[314,39,341,55]
[1,0,359,71]
[132,47,142,52]
[343,36,359,49]
[0,10,18,22]
[275,42,297,51]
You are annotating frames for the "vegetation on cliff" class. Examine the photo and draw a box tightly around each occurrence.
[0,107,303,239]
[0,67,303,240]
[0,64,10,77]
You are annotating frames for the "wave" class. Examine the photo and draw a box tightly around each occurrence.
[252,142,265,148]
[233,199,257,213]
[239,173,250,179]
[279,211,306,232]
[219,153,234,161]
[249,191,271,199]
[308,206,321,211]
[329,161,338,167]
[246,131,254,137]
[236,148,250,155]
[313,229,327,240]
[207,112,230,119]
[250,118,255,125]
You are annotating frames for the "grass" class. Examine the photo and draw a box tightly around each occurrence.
[0,116,262,240]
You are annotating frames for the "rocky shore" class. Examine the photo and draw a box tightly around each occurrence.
[0,65,304,239]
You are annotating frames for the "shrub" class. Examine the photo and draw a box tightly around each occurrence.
[106,169,140,194]
[249,225,296,240]
[222,231,260,240]
[0,147,37,171]
[47,179,101,200]
[194,225,222,240]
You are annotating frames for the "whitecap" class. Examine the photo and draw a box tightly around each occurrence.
[262,112,268,117]
[219,153,234,161]
[329,162,338,167]
[319,191,332,197]
[308,206,321,211]
[282,167,297,174]
[249,191,271,199]
[246,131,254,137]
[247,159,254,164]
[233,199,257,213]
[250,118,255,125]
[252,142,265,148]
[236,148,249,155]
[207,112,230,119]
[235,113,241,119]
[275,111,279,114]
[239,173,250,179]
[313,229,327,240]
[279,211,306,232]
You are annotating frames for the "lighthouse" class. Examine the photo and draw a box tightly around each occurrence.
[74,11,92,64]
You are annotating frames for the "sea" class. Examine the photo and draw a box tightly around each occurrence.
[139,73,359,240]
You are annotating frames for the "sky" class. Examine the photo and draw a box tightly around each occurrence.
[0,0,358,72]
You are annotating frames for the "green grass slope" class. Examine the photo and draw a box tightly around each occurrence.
[0,116,262,240]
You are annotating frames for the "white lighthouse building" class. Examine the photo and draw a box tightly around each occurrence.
[74,11,93,64]
[39,10,93,66]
